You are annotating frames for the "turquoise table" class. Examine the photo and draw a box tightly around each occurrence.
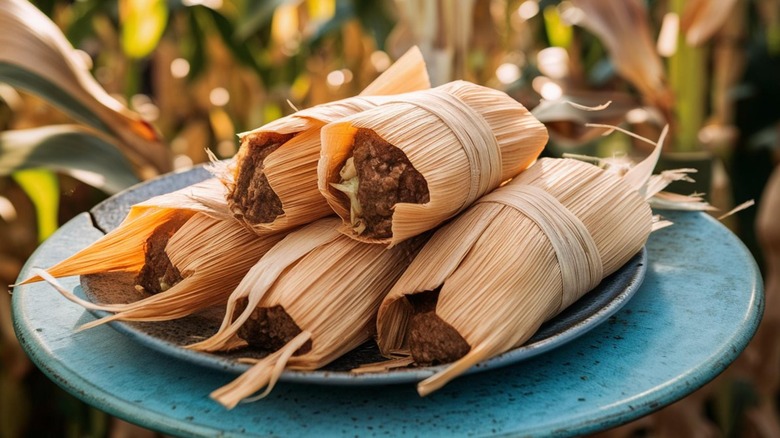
[12,170,763,437]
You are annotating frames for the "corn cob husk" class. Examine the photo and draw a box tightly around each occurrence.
[317,80,549,246]
[22,178,232,284]
[376,147,668,396]
[220,46,430,234]
[187,217,425,408]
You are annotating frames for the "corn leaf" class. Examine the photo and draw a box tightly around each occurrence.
[0,125,140,194]
[681,0,740,46]
[235,0,290,41]
[571,0,672,115]
[120,0,169,59]
[0,0,172,175]
[12,168,59,242]
[543,5,573,48]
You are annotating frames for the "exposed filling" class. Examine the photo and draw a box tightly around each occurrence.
[228,132,294,225]
[331,128,429,239]
[134,213,191,294]
[406,289,470,366]
[234,300,312,355]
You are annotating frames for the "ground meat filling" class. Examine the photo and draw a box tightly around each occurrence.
[407,289,470,366]
[234,301,312,355]
[134,213,191,294]
[349,128,429,238]
[228,132,294,225]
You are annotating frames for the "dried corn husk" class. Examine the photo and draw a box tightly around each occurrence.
[220,46,430,234]
[188,217,425,408]
[376,129,682,396]
[318,80,549,246]
[22,178,232,283]
[47,213,285,330]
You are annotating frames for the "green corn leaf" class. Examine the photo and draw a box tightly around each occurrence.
[235,0,289,41]
[12,168,59,242]
[543,6,573,48]
[0,63,110,133]
[0,0,171,175]
[202,7,261,71]
[120,0,170,59]
[0,125,140,194]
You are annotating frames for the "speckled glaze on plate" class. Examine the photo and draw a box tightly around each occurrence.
[79,165,646,385]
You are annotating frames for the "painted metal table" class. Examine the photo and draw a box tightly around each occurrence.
[12,170,763,437]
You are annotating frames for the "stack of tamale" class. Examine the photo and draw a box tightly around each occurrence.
[27,45,713,407]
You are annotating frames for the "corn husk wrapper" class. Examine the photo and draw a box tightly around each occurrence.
[318,80,549,246]
[188,217,425,409]
[22,178,233,284]
[375,135,680,395]
[219,46,430,234]
[37,213,287,331]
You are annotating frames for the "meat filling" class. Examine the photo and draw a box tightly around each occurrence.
[134,213,191,294]
[332,128,429,238]
[407,290,470,366]
[228,132,294,225]
[234,301,312,355]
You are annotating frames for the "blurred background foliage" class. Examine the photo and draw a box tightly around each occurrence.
[1,0,779,436]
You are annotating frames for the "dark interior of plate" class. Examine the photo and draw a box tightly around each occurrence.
[80,165,647,385]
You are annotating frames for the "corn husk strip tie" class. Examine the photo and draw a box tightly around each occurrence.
[477,185,603,310]
[386,89,502,210]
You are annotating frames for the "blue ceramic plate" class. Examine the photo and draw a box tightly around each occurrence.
[80,167,647,386]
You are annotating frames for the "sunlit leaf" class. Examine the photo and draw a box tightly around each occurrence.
[120,0,169,59]
[263,102,283,124]
[681,0,740,46]
[307,0,336,22]
[271,4,299,46]
[543,6,573,48]
[571,0,672,115]
[0,125,140,194]
[12,168,59,242]
[204,7,261,71]
[65,0,105,46]
[0,0,171,175]
[235,0,290,41]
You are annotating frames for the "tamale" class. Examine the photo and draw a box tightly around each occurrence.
[375,128,694,396]
[318,80,549,246]
[186,217,425,408]
[72,213,285,329]
[23,178,232,283]
[30,179,285,326]
[221,46,430,234]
